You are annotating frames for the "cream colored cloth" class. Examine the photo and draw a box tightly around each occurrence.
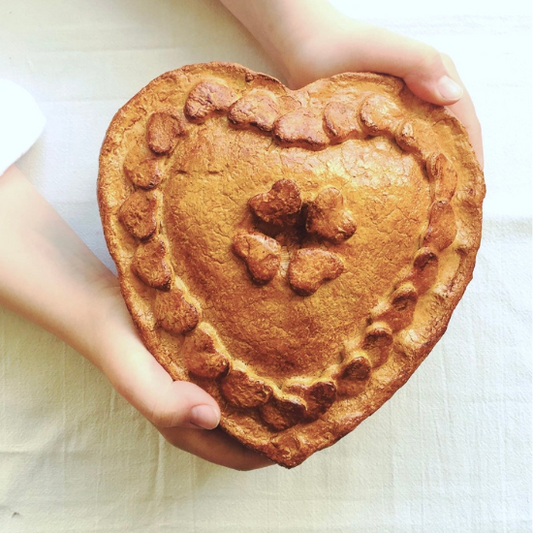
[0,1,531,532]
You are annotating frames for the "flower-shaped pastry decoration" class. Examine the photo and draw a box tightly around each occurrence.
[233,179,356,295]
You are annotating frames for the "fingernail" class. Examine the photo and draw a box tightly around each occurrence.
[437,75,463,101]
[190,405,219,429]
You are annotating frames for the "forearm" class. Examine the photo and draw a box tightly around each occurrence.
[0,165,116,361]
[220,0,345,85]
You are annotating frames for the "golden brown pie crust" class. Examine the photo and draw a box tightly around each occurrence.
[98,62,485,468]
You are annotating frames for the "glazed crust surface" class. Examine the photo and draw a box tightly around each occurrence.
[98,63,485,467]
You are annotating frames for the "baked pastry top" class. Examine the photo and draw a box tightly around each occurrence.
[98,62,485,468]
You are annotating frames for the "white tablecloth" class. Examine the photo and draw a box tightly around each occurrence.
[1,1,531,531]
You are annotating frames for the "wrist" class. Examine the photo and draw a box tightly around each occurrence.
[83,278,132,369]
[221,0,349,87]
[264,5,360,89]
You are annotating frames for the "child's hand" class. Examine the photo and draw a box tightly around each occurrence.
[0,166,271,471]
[221,0,483,167]
[94,282,273,470]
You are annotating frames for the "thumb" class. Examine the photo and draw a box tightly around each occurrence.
[352,26,464,106]
[149,379,221,430]
[98,324,220,430]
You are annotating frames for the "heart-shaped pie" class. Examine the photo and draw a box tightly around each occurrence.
[98,63,485,468]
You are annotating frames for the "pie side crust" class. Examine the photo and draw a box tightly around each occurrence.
[98,62,485,468]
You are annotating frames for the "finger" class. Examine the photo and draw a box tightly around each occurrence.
[97,301,220,430]
[291,21,464,105]
[148,378,221,430]
[97,299,274,469]
[288,19,484,167]
[440,55,484,168]
[110,347,220,430]
[108,343,272,469]
[159,426,275,471]
[344,25,464,106]
[122,356,272,469]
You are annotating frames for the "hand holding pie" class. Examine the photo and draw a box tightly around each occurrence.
[98,62,484,467]
[220,0,483,168]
